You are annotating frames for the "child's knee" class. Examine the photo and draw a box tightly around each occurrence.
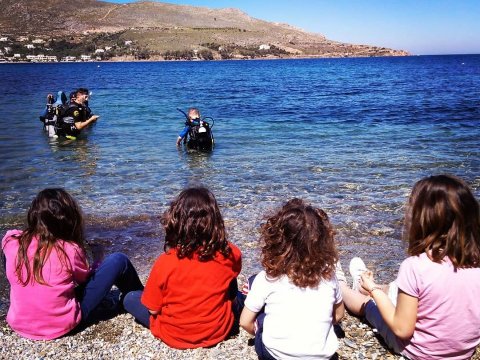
[123,290,142,311]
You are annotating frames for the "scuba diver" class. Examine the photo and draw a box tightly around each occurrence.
[55,88,99,139]
[176,108,215,152]
[39,91,68,137]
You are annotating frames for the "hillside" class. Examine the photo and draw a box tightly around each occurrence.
[0,0,409,60]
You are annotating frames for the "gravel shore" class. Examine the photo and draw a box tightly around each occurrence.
[0,305,401,360]
[3,307,477,360]
[1,249,479,359]
[3,282,478,360]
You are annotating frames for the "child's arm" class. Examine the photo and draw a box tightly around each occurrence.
[332,301,345,324]
[361,272,417,339]
[239,307,257,335]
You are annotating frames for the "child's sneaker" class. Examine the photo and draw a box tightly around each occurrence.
[349,257,367,291]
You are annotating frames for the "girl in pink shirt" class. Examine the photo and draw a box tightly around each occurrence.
[2,188,143,340]
[341,175,480,359]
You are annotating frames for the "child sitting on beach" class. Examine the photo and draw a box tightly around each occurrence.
[341,174,480,359]
[240,198,344,360]
[1,188,144,340]
[123,187,242,349]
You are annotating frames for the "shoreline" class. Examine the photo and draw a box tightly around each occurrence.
[0,53,413,65]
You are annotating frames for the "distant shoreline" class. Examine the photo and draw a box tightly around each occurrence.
[0,53,414,65]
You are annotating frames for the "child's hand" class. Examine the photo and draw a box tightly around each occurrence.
[360,271,376,294]
[241,282,250,295]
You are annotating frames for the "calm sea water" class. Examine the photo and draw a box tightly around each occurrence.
[1,55,479,279]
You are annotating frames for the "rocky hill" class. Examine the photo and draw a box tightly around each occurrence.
[0,0,409,60]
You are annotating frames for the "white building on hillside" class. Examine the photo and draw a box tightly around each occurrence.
[61,56,77,62]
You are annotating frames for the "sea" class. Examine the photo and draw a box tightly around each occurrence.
[0,55,479,280]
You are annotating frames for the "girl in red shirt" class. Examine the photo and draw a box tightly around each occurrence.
[124,187,242,349]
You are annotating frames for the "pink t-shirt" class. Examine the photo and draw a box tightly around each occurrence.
[396,252,480,359]
[2,230,90,340]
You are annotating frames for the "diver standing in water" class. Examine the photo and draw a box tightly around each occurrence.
[176,107,201,146]
[56,88,99,139]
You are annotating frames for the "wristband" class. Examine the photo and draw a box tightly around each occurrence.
[369,285,383,295]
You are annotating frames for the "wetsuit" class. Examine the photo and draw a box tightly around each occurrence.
[56,102,89,137]
[179,119,200,140]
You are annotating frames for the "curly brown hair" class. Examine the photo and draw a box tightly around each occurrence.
[161,187,231,261]
[405,174,480,268]
[260,198,338,288]
[8,188,86,286]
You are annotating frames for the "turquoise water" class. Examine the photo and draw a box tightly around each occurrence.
[0,56,479,278]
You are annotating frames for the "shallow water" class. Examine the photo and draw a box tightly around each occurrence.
[1,55,479,280]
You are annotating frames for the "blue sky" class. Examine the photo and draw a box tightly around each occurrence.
[103,0,480,55]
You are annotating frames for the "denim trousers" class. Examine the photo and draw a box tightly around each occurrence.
[77,252,144,322]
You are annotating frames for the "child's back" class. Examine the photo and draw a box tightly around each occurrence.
[124,187,242,349]
[142,243,241,348]
[3,229,89,339]
[246,270,341,359]
[240,198,344,360]
[395,252,480,358]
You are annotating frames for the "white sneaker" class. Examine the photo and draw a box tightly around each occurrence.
[349,257,367,291]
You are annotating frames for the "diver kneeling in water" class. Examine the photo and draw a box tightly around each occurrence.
[56,88,99,139]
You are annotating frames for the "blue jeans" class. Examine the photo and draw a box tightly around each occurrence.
[123,278,244,334]
[76,252,144,323]
[364,300,404,355]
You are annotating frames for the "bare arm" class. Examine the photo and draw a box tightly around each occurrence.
[75,115,99,130]
[361,272,417,339]
[333,301,345,324]
[239,307,257,335]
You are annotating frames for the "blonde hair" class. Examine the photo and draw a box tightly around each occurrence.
[188,108,200,119]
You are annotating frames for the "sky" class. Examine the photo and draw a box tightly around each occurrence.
[103,0,480,55]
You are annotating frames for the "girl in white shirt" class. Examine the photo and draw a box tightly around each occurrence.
[240,198,344,360]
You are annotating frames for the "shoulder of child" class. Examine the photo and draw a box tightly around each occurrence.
[229,241,242,256]
[2,229,22,246]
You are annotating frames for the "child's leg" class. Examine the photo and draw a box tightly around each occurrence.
[364,300,403,354]
[339,282,371,316]
[254,311,276,360]
[79,252,143,321]
[123,290,150,328]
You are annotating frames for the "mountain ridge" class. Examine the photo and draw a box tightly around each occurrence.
[0,0,409,60]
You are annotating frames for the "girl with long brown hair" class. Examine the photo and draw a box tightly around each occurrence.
[341,175,480,359]
[123,187,242,349]
[2,188,143,340]
[240,198,344,360]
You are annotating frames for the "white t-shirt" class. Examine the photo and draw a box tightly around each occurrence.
[245,270,342,360]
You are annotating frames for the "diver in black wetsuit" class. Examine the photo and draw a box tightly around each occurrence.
[56,88,99,138]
